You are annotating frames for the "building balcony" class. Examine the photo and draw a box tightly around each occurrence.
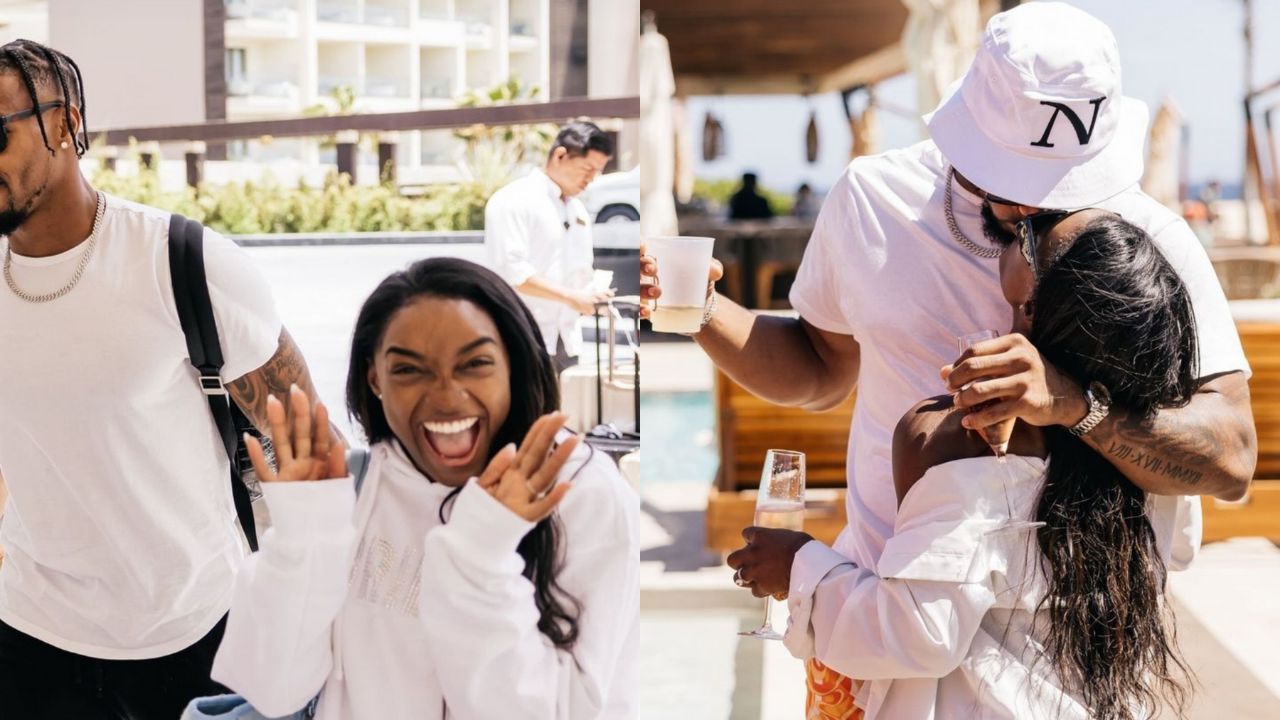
[364,4,410,28]
[462,17,492,38]
[416,17,465,46]
[362,75,411,99]
[225,0,300,38]
[317,75,359,97]
[315,2,360,24]
[420,78,455,100]
[226,79,303,115]
[316,1,411,28]
[509,34,538,52]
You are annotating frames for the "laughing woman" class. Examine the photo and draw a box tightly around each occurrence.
[208,258,639,719]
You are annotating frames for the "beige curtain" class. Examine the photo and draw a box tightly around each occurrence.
[901,0,981,125]
[1143,97,1183,212]
[640,26,678,236]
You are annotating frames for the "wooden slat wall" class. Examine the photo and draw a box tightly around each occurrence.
[714,369,854,492]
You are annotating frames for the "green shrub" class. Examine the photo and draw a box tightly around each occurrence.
[89,165,494,234]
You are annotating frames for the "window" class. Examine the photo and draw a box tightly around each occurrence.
[225,48,248,94]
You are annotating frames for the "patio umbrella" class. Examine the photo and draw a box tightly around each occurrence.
[901,0,981,125]
[672,96,695,203]
[641,19,679,236]
[851,88,881,159]
[1143,97,1183,212]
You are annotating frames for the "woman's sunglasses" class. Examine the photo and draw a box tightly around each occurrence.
[0,101,65,153]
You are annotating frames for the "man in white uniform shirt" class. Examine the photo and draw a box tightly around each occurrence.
[642,1,1256,702]
[485,121,615,372]
[0,41,329,719]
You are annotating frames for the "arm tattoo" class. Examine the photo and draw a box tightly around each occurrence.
[1086,373,1255,496]
[226,327,316,433]
[1104,439,1204,488]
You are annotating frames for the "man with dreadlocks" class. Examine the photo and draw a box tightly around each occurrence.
[0,39,330,719]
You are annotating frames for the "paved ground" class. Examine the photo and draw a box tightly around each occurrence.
[640,340,1280,720]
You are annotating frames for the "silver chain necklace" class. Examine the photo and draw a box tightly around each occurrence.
[4,191,107,303]
[944,167,1003,259]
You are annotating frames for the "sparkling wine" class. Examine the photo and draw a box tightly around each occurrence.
[754,501,805,531]
[977,416,1016,456]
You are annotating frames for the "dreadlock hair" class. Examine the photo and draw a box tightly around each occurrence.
[0,39,88,156]
[1028,215,1197,719]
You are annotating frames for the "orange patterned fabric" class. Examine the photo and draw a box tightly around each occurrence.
[805,658,864,719]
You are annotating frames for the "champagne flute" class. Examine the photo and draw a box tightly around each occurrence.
[739,449,806,641]
[956,331,1045,535]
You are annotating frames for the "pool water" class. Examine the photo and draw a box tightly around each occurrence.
[640,392,719,486]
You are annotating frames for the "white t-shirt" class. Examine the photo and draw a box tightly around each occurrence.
[484,168,595,356]
[789,140,1248,571]
[213,439,640,719]
[0,193,281,659]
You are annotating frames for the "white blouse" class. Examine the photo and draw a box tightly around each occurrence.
[785,454,1167,719]
[212,439,640,719]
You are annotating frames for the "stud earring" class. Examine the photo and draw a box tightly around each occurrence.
[59,141,69,149]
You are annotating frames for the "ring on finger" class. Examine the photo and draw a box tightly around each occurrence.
[524,478,551,501]
[733,569,750,588]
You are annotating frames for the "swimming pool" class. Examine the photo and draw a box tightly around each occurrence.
[640,391,719,486]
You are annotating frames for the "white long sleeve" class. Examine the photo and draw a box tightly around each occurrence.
[211,477,358,718]
[785,540,997,680]
[784,455,1095,719]
[420,459,640,719]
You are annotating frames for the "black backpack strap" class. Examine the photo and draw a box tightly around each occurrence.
[168,213,259,552]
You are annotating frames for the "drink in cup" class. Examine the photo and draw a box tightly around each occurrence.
[647,236,715,333]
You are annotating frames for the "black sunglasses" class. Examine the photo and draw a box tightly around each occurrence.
[983,190,1023,207]
[1017,210,1074,279]
[0,101,65,153]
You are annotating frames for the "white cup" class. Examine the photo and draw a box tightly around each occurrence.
[647,236,714,333]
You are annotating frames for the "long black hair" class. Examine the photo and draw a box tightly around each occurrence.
[1028,215,1197,718]
[347,256,580,649]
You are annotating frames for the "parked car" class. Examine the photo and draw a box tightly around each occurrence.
[581,166,639,224]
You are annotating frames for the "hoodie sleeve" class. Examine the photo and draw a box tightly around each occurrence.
[419,451,640,719]
[210,477,358,718]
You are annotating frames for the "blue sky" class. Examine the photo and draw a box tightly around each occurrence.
[686,0,1280,194]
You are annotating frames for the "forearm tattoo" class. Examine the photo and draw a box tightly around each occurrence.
[1103,436,1205,487]
[1086,375,1254,494]
[226,328,315,433]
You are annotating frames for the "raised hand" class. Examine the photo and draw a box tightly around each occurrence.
[476,412,579,522]
[245,384,347,483]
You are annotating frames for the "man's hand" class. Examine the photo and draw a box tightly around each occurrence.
[639,241,723,320]
[568,288,615,316]
[944,332,1087,431]
[725,526,813,599]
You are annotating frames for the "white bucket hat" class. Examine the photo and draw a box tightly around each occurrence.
[926,2,1149,209]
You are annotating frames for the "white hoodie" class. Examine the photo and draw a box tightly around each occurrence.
[212,439,640,719]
